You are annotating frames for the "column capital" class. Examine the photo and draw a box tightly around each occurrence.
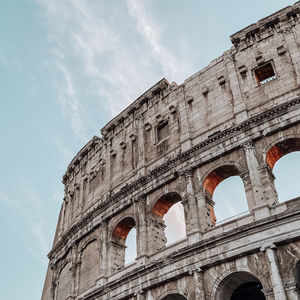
[242,140,254,151]
[260,242,276,252]
[188,267,203,275]
[185,168,194,178]
[134,289,145,296]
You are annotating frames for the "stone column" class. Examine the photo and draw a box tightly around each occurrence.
[223,49,249,123]
[97,221,109,286]
[184,170,201,241]
[261,243,287,300]
[80,176,88,216]
[242,141,266,209]
[134,290,145,300]
[50,265,57,300]
[136,196,148,262]
[258,164,278,206]
[70,245,78,298]
[240,172,256,211]
[179,88,193,152]
[58,201,66,239]
[74,183,81,221]
[196,189,214,231]
[282,23,300,86]
[191,268,206,300]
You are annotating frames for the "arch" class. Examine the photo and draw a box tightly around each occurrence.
[265,137,300,170]
[202,163,247,224]
[149,191,186,250]
[109,216,137,270]
[265,137,300,202]
[158,289,187,300]
[78,236,100,254]
[161,294,187,300]
[214,271,265,300]
[109,214,136,240]
[78,239,100,293]
[203,163,242,200]
[152,192,182,218]
[56,259,72,300]
[111,216,136,241]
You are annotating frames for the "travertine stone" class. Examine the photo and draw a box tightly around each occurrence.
[42,3,300,300]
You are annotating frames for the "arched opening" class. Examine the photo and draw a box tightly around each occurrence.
[164,202,186,244]
[215,271,265,300]
[203,165,247,224]
[125,227,136,264]
[266,138,300,202]
[213,177,249,223]
[152,192,186,247]
[79,240,100,293]
[161,294,187,300]
[56,260,72,300]
[111,217,136,270]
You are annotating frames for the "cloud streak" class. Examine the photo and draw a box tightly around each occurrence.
[37,0,192,124]
[126,0,179,79]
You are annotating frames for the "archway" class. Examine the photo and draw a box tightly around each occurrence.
[161,294,187,300]
[215,271,265,300]
[152,192,186,247]
[266,138,300,202]
[110,217,136,269]
[203,165,248,224]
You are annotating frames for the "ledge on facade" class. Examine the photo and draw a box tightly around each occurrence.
[100,78,170,137]
[62,135,102,184]
[230,1,300,48]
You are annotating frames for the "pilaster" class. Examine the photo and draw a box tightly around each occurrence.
[260,243,287,300]
[242,141,267,209]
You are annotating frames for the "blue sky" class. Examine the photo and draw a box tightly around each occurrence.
[0,1,299,299]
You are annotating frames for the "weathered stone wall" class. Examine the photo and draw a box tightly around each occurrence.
[42,2,300,300]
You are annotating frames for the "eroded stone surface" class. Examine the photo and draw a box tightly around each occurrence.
[42,2,300,300]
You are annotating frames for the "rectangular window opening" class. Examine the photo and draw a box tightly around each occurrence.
[254,62,276,85]
[157,121,169,142]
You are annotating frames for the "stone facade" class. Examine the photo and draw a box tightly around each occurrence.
[42,2,300,300]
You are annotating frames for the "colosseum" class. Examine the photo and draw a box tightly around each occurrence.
[42,2,300,300]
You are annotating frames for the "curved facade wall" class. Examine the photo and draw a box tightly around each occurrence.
[42,2,300,300]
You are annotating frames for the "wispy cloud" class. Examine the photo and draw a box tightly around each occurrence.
[126,0,179,79]
[56,62,85,140]
[37,0,192,124]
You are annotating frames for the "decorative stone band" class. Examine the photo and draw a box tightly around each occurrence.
[48,96,300,261]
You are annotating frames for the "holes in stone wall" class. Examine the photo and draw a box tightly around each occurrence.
[254,62,276,85]
[157,121,169,142]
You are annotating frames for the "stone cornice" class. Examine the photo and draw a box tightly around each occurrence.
[48,96,300,260]
[101,78,170,136]
[230,1,300,49]
[62,136,101,184]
